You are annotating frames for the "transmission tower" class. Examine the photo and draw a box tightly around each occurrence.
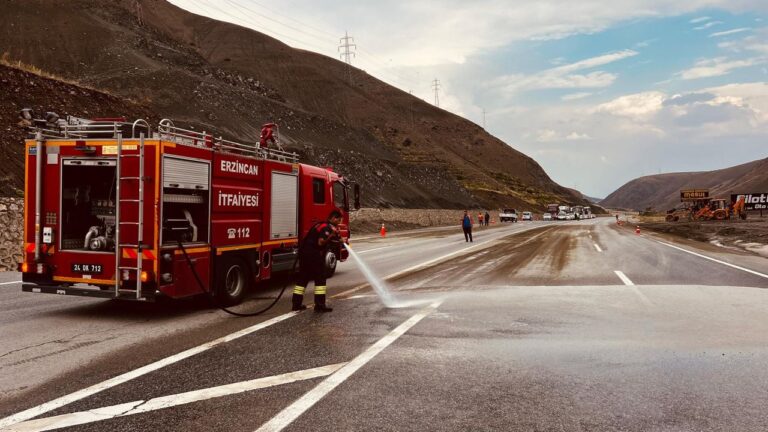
[431,79,441,107]
[338,31,357,82]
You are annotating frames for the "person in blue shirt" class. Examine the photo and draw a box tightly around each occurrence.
[461,210,473,242]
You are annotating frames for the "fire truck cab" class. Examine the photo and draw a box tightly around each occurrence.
[20,114,358,305]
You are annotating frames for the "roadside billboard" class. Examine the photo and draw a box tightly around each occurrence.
[731,193,768,210]
[680,189,709,201]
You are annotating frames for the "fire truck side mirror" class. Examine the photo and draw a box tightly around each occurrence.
[353,184,361,210]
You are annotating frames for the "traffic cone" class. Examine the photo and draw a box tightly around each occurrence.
[635,226,640,235]
[380,223,386,238]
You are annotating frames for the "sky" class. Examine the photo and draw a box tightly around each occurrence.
[169,0,768,198]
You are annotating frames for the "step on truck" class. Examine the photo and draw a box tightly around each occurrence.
[18,112,360,305]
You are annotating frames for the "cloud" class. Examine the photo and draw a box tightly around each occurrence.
[710,27,752,37]
[596,91,666,119]
[533,129,591,142]
[562,92,593,101]
[491,49,637,94]
[566,132,592,140]
[690,16,711,23]
[676,56,765,79]
[694,20,722,30]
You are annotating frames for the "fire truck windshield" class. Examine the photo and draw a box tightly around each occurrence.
[333,181,347,211]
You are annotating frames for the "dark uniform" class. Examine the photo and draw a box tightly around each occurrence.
[293,222,337,312]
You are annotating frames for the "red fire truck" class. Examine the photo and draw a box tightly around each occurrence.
[19,113,359,305]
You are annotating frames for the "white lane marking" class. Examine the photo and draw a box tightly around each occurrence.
[358,245,395,254]
[334,224,553,298]
[657,240,768,279]
[7,363,346,432]
[594,243,602,252]
[256,301,443,432]
[0,280,20,286]
[0,312,300,429]
[614,271,653,306]
[614,270,634,285]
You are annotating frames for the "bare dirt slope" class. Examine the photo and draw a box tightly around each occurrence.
[601,158,768,211]
[0,0,586,209]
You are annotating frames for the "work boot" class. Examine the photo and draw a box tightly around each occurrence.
[314,294,333,313]
[291,293,307,311]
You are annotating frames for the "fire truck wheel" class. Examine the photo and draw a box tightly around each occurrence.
[216,256,250,306]
[324,251,337,278]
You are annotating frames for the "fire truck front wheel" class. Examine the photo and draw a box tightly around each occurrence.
[216,256,251,306]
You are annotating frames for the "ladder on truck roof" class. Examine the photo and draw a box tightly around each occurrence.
[114,126,148,300]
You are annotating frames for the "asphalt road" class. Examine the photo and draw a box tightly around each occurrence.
[3,218,768,431]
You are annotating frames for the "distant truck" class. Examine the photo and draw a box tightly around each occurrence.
[557,205,570,220]
[499,208,518,222]
[547,204,559,217]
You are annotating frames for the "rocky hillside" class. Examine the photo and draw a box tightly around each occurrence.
[0,63,156,196]
[0,0,587,209]
[601,158,768,211]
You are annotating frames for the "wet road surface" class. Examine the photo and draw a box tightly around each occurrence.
[3,218,768,431]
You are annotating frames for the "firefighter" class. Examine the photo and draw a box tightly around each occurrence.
[292,209,343,312]
[260,123,277,148]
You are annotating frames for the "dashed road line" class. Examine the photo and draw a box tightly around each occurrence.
[594,243,602,252]
[656,240,768,280]
[0,312,300,429]
[614,271,653,306]
[358,245,395,254]
[614,270,634,285]
[255,301,443,432]
[5,363,346,432]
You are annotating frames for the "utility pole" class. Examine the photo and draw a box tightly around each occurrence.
[431,78,441,107]
[338,31,356,83]
[482,108,486,129]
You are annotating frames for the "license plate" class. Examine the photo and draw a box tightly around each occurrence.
[71,263,103,274]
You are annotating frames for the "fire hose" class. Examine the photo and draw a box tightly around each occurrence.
[177,240,298,317]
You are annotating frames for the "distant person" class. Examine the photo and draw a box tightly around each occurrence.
[462,210,473,242]
[615,214,619,223]
[478,212,484,227]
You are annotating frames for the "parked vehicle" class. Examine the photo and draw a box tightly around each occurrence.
[542,213,552,221]
[522,211,532,221]
[499,208,518,222]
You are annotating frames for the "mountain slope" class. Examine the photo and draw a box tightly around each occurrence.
[0,0,586,209]
[601,158,768,211]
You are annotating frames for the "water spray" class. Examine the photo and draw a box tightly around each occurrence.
[343,243,434,309]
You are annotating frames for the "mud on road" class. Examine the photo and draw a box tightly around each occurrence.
[389,225,597,289]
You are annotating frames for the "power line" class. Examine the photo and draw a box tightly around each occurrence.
[222,0,338,45]
[431,78,441,107]
[338,31,357,82]
[184,0,331,54]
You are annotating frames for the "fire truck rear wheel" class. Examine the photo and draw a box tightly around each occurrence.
[324,251,337,278]
[216,256,250,306]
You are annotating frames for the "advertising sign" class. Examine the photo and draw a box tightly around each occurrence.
[680,189,709,201]
[731,193,768,211]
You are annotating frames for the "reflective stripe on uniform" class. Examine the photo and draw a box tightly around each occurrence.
[315,286,327,295]
[293,286,305,295]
